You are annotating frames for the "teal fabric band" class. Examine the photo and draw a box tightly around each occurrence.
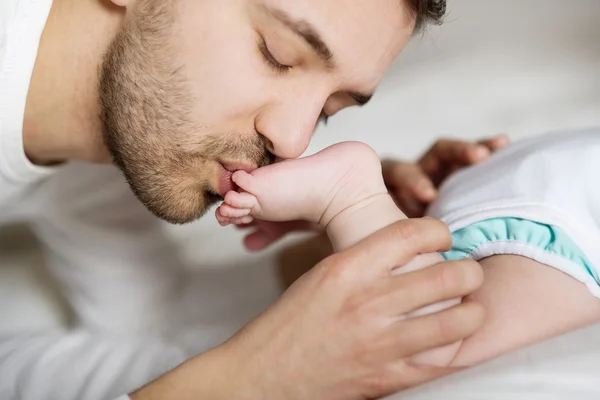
[442,217,599,284]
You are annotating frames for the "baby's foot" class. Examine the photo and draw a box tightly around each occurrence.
[216,141,463,367]
[216,141,387,228]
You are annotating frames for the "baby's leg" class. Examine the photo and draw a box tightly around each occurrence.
[217,142,463,366]
[423,130,600,366]
[324,190,463,366]
[450,255,600,367]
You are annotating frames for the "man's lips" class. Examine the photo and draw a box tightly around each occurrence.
[216,161,258,197]
[217,166,235,197]
[220,161,258,174]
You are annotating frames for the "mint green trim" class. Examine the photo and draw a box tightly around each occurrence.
[442,217,599,283]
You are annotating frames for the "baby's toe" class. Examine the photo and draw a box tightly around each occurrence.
[225,191,258,210]
[230,215,255,225]
[231,170,253,188]
[215,207,231,225]
[219,203,252,218]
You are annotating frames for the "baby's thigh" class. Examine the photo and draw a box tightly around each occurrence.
[451,254,600,367]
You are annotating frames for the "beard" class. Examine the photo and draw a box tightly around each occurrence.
[98,0,273,224]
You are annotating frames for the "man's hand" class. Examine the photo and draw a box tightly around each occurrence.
[130,218,484,400]
[383,134,509,217]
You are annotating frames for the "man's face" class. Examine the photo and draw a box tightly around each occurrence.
[99,0,414,224]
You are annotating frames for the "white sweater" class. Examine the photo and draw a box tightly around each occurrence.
[0,1,196,398]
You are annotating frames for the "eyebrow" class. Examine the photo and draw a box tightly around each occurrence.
[261,5,373,107]
[262,5,335,68]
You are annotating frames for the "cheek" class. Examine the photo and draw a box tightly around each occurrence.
[174,1,272,130]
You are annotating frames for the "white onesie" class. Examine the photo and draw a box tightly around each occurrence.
[427,127,600,298]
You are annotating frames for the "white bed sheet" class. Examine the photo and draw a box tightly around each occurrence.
[387,322,600,400]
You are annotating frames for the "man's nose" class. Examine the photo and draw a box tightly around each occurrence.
[255,97,324,160]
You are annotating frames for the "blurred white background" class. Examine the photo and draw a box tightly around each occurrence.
[2,0,599,373]
[306,0,600,159]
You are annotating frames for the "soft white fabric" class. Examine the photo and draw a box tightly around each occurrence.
[0,0,55,199]
[427,128,600,296]
[0,1,190,399]
[386,321,600,400]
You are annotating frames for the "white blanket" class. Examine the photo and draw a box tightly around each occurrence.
[387,322,600,400]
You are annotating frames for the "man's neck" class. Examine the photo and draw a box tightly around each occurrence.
[22,0,124,165]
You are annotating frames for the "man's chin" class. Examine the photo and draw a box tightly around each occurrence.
[132,185,223,225]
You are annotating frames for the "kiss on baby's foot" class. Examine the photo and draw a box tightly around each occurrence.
[216,141,463,367]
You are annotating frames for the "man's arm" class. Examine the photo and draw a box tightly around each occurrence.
[0,162,192,400]
[28,162,190,334]
[6,162,485,400]
[129,218,484,400]
[0,329,186,400]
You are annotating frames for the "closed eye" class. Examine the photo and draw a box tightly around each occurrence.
[258,36,292,74]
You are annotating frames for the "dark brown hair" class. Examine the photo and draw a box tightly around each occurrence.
[405,0,446,33]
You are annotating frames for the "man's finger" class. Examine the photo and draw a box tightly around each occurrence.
[390,301,485,359]
[382,259,484,315]
[329,218,452,276]
[365,361,462,396]
[384,363,463,393]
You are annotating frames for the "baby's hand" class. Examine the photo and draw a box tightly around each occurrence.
[383,134,510,217]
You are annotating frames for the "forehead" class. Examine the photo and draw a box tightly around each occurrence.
[257,0,414,87]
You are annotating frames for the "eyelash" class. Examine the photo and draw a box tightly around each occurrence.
[319,110,329,125]
[258,37,292,74]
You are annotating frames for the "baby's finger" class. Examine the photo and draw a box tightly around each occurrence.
[463,143,490,164]
[383,162,437,203]
[244,229,277,251]
[243,220,318,252]
[461,134,510,163]
[420,139,473,170]
[396,189,427,218]
[420,139,495,177]
[215,207,231,225]
[219,203,251,218]
[461,135,511,165]
[224,191,259,210]
[478,134,510,151]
